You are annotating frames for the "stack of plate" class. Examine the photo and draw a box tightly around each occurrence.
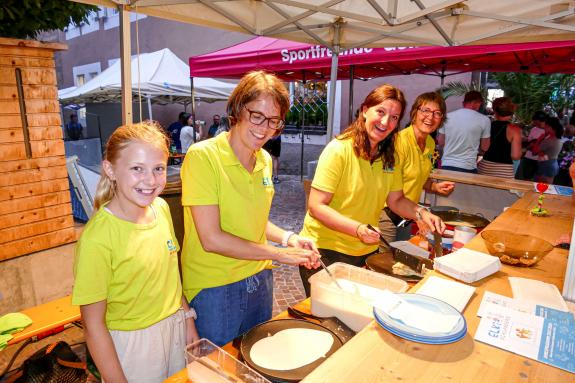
[373,293,467,344]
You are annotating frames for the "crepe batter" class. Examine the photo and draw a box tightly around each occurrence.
[249,328,334,370]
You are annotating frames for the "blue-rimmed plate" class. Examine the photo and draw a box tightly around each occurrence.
[373,293,467,344]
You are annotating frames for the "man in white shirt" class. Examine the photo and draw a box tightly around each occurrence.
[515,111,548,180]
[438,91,491,173]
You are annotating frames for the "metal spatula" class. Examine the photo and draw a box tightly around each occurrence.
[319,258,344,290]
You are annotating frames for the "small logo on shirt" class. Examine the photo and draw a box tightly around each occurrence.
[166,239,177,254]
[262,177,272,186]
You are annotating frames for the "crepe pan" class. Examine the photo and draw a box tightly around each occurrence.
[430,209,490,230]
[240,319,343,383]
[287,306,356,344]
[366,252,423,283]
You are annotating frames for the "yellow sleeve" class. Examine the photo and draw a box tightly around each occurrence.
[390,165,403,192]
[394,134,405,182]
[72,233,111,306]
[311,140,345,193]
[181,146,219,206]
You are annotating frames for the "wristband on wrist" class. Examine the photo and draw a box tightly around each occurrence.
[281,231,295,247]
[184,308,197,320]
[415,206,429,221]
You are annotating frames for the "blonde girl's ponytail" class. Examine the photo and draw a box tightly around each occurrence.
[93,120,170,210]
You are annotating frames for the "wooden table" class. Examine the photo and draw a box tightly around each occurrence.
[301,191,575,382]
[430,169,533,192]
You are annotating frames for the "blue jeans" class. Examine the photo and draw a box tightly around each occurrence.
[190,269,273,346]
[440,165,477,174]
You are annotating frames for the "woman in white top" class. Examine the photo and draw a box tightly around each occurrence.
[180,114,200,153]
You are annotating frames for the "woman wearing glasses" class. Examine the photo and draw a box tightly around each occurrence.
[180,71,320,346]
[379,92,455,248]
[299,85,445,296]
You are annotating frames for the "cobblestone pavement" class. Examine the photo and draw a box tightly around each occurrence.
[268,174,311,316]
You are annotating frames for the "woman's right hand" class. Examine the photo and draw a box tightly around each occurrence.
[356,224,381,244]
[274,247,320,269]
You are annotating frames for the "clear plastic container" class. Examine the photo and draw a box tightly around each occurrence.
[185,339,270,383]
[309,262,409,332]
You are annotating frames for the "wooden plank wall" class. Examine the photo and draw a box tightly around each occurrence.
[0,41,76,261]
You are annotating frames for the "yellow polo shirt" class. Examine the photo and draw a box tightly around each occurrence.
[72,198,182,331]
[181,133,274,302]
[395,125,435,203]
[300,137,402,256]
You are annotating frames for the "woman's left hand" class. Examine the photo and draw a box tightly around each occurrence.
[432,181,455,196]
[417,209,445,235]
[287,235,321,268]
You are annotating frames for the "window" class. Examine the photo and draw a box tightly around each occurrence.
[76,74,85,87]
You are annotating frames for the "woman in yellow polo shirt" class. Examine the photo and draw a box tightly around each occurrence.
[181,71,320,346]
[379,92,455,245]
[299,85,445,296]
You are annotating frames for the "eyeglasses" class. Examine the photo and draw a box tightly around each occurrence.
[418,108,444,119]
[244,107,285,130]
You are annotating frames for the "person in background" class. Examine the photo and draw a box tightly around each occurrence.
[555,114,575,186]
[533,117,563,184]
[167,112,187,152]
[437,91,491,173]
[180,113,199,153]
[207,114,221,138]
[477,97,522,178]
[263,134,282,184]
[73,122,198,383]
[66,113,84,141]
[181,71,320,346]
[298,84,445,296]
[214,116,230,136]
[515,111,548,180]
[380,92,454,248]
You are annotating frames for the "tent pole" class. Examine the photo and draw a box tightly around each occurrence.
[147,95,153,120]
[326,21,342,140]
[119,5,132,125]
[300,72,306,181]
[348,65,354,125]
[190,76,197,143]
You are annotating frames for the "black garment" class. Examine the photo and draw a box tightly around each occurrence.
[208,123,219,138]
[515,158,538,180]
[66,122,83,140]
[263,135,282,157]
[167,121,183,150]
[298,248,375,297]
[483,120,513,164]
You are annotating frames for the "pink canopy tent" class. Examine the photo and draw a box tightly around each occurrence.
[189,37,575,82]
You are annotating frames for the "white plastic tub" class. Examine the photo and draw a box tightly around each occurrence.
[309,262,409,332]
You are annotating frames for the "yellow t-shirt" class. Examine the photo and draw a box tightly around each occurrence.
[300,137,402,256]
[72,198,182,331]
[395,125,435,203]
[181,133,274,302]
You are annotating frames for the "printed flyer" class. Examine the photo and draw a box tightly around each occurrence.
[475,303,575,374]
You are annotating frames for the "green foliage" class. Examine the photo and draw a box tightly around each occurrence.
[491,73,575,125]
[0,0,98,39]
[437,81,487,100]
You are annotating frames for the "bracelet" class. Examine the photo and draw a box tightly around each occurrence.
[355,223,363,238]
[415,206,429,221]
[281,231,295,247]
[184,308,197,320]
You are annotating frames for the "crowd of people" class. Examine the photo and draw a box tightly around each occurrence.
[71,70,575,382]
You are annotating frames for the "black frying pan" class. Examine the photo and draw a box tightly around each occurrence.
[240,319,343,383]
[430,209,490,229]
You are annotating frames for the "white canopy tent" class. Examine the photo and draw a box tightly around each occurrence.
[72,0,575,135]
[58,47,235,118]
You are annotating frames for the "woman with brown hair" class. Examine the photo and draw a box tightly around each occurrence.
[478,97,522,178]
[298,84,445,296]
[181,70,320,346]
